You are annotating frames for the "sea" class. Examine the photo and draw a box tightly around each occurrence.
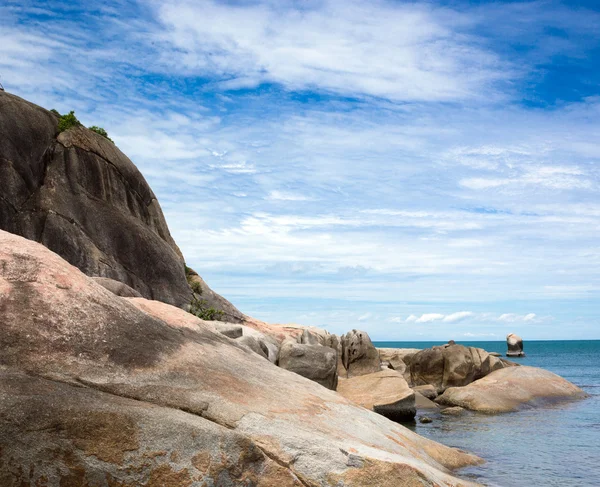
[373,340,600,487]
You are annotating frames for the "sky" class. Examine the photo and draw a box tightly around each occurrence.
[1,0,599,340]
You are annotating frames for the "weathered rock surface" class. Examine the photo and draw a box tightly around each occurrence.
[278,339,339,390]
[92,276,143,298]
[341,329,381,378]
[436,366,587,413]
[409,344,506,393]
[0,230,483,486]
[337,370,417,422]
[507,333,525,357]
[440,406,466,416]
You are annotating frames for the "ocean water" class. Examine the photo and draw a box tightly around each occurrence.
[373,340,600,487]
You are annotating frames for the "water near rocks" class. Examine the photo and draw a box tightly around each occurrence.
[374,340,600,487]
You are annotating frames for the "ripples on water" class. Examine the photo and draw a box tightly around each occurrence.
[374,340,600,487]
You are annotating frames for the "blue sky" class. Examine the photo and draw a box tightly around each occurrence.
[2,0,599,340]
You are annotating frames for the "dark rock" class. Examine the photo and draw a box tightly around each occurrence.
[186,268,245,323]
[0,91,191,307]
[419,416,433,424]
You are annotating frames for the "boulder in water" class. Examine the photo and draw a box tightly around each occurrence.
[507,333,525,357]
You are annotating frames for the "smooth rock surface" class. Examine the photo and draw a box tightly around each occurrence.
[436,366,588,413]
[337,369,417,423]
[0,230,483,486]
[378,348,421,375]
[342,329,381,378]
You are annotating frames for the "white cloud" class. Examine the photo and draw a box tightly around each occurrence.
[357,313,372,322]
[267,191,313,201]
[151,0,507,102]
[405,315,418,323]
[415,313,445,323]
[443,311,474,322]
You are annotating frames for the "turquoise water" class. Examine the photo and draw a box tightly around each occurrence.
[373,340,600,487]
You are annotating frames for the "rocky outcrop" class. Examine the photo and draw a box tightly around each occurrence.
[337,370,417,422]
[0,230,483,486]
[507,333,525,357]
[278,339,339,390]
[409,344,506,393]
[0,92,241,318]
[436,366,588,413]
[341,329,381,378]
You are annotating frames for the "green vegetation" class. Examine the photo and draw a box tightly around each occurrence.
[57,110,81,132]
[51,109,113,142]
[89,125,113,142]
[190,297,224,321]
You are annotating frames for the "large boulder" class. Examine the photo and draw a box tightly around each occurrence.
[436,366,588,413]
[278,339,339,390]
[409,344,506,393]
[0,230,483,486]
[337,370,417,423]
[507,333,525,357]
[341,329,381,378]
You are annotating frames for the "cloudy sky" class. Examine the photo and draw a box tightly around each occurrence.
[2,0,599,340]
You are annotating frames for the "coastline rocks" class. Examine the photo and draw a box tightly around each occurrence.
[409,344,506,393]
[414,392,440,410]
[278,339,339,390]
[436,366,588,413]
[337,370,417,423]
[0,230,483,486]
[341,329,381,378]
[507,333,525,357]
[378,347,421,375]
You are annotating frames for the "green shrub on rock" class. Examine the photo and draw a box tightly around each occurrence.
[57,110,81,132]
[190,296,224,321]
[89,125,113,142]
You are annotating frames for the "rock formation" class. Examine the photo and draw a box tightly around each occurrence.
[507,333,525,357]
[436,366,588,413]
[0,91,240,319]
[0,230,483,486]
[409,344,506,393]
[337,369,417,422]
[278,339,339,390]
[341,329,381,377]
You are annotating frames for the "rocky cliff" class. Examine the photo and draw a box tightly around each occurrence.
[0,91,243,313]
